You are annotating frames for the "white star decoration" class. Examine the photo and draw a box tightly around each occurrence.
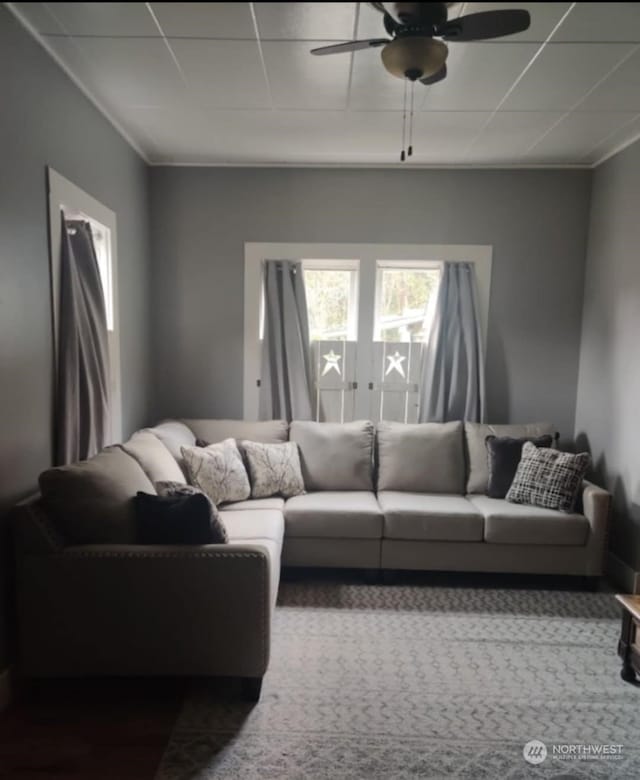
[322,350,342,376]
[385,351,406,378]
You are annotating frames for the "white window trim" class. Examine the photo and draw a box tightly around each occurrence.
[244,243,493,421]
[47,168,122,444]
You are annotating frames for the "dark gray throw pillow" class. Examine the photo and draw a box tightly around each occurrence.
[485,434,553,499]
[135,482,228,545]
[506,442,590,513]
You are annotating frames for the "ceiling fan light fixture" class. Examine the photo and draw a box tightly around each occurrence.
[381,38,448,81]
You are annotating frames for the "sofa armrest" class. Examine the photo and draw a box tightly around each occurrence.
[581,480,611,576]
[17,543,272,678]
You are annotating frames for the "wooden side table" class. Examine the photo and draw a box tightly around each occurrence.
[616,594,640,684]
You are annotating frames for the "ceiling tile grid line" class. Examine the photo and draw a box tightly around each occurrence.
[345,2,360,110]
[524,41,640,156]
[249,1,275,109]
[580,112,640,162]
[144,2,190,87]
[461,2,578,160]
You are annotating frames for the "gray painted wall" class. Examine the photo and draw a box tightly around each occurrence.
[0,8,152,674]
[575,139,640,572]
[149,166,592,439]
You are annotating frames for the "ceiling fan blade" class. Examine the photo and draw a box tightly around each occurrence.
[436,9,530,41]
[310,39,390,56]
[420,63,447,85]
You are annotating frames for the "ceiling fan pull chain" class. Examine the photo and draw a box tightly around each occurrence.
[408,80,415,157]
[400,77,407,162]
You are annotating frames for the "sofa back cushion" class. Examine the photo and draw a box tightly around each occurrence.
[184,419,288,445]
[376,421,465,494]
[290,420,374,491]
[121,430,186,484]
[464,421,557,494]
[39,447,155,545]
[146,420,196,473]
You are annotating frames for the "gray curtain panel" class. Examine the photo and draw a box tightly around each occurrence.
[418,262,485,423]
[55,215,110,465]
[259,260,314,421]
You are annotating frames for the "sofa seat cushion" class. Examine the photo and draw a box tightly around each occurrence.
[468,495,589,546]
[284,492,383,539]
[222,497,285,512]
[378,492,483,542]
[219,509,284,546]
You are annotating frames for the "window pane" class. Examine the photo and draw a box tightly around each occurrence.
[375,267,440,342]
[304,268,356,341]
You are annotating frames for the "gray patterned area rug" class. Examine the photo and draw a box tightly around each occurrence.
[157,580,640,779]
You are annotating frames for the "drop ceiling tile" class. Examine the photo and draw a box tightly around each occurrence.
[38,2,158,36]
[470,111,565,163]
[524,111,635,162]
[459,3,572,43]
[169,39,270,108]
[61,36,185,106]
[261,41,350,110]
[413,111,494,160]
[578,45,640,112]
[552,3,640,43]
[254,2,357,41]
[150,2,255,39]
[356,3,392,40]
[127,107,419,164]
[420,43,539,112]
[349,49,407,111]
[501,43,635,111]
[582,114,640,163]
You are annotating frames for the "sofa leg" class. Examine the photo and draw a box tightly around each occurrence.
[241,676,263,702]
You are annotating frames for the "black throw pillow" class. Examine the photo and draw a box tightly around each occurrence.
[134,491,227,545]
[485,435,553,499]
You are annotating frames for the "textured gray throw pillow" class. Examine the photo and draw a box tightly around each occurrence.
[506,442,590,513]
[241,440,305,499]
[155,481,227,543]
[181,439,250,505]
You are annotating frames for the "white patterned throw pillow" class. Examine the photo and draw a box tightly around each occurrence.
[506,441,590,513]
[181,439,250,505]
[240,440,305,499]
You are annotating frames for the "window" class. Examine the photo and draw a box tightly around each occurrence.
[303,260,358,341]
[374,262,441,343]
[244,243,492,421]
[91,223,114,331]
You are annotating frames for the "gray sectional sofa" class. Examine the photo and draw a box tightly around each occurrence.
[13,417,611,699]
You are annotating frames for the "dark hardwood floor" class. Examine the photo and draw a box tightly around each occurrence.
[0,678,185,780]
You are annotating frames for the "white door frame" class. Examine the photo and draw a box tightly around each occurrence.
[47,168,122,444]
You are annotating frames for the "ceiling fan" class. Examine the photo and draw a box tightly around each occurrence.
[311,2,531,86]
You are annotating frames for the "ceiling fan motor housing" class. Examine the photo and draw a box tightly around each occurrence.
[381,37,449,80]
